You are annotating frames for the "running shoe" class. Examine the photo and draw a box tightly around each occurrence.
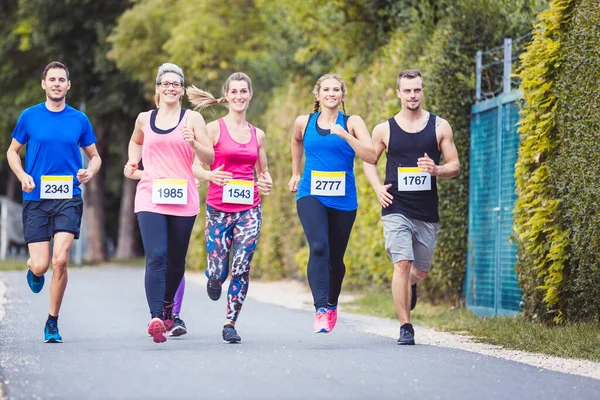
[207,278,222,301]
[397,323,415,345]
[313,308,329,333]
[27,269,44,293]
[163,303,174,332]
[147,317,167,343]
[169,315,187,337]
[411,283,418,311]
[326,307,338,332]
[222,324,241,343]
[44,320,62,343]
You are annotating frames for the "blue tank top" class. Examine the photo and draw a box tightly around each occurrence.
[297,112,357,211]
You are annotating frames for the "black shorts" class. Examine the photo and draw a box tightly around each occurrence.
[22,195,84,244]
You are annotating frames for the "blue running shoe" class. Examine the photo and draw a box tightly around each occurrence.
[44,321,62,343]
[27,269,44,293]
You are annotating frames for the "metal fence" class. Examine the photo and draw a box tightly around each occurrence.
[465,36,530,316]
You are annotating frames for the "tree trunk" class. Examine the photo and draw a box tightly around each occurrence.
[6,173,17,202]
[114,177,138,260]
[84,127,107,262]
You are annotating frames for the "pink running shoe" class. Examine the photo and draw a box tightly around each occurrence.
[313,308,329,333]
[326,307,338,332]
[147,318,167,343]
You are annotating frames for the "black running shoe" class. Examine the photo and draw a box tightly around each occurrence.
[397,323,415,345]
[222,324,241,343]
[207,279,222,301]
[169,315,187,337]
[411,283,418,311]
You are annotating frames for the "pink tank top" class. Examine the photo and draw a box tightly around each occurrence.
[206,118,261,212]
[134,109,199,216]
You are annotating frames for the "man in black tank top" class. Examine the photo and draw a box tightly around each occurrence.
[363,70,460,345]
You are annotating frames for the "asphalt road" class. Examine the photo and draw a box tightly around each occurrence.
[1,267,598,400]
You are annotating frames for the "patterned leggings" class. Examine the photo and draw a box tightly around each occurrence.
[205,204,262,322]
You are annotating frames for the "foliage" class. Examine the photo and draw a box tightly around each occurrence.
[550,0,600,322]
[514,0,575,323]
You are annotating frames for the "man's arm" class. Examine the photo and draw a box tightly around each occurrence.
[417,118,460,178]
[363,123,393,207]
[79,143,102,184]
[6,138,35,192]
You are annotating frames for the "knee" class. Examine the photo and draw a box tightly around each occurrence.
[310,241,329,259]
[414,269,428,281]
[394,260,412,273]
[51,254,68,273]
[146,251,167,270]
[30,260,49,276]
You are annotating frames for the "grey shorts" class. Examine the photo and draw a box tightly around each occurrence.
[381,213,439,272]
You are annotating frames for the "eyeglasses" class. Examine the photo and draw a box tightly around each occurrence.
[157,81,183,89]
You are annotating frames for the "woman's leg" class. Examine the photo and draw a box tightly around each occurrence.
[137,212,168,319]
[205,206,235,299]
[326,207,357,306]
[226,205,262,324]
[296,197,330,310]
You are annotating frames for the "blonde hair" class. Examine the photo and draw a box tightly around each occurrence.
[312,73,347,114]
[187,72,253,111]
[154,63,185,108]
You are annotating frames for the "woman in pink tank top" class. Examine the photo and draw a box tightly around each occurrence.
[186,72,272,343]
[123,63,214,344]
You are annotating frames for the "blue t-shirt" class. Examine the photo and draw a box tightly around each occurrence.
[297,112,357,211]
[11,103,97,201]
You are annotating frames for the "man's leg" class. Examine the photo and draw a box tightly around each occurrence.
[28,242,51,277]
[392,260,412,325]
[49,232,75,317]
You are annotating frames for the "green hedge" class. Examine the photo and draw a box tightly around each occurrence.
[550,0,600,322]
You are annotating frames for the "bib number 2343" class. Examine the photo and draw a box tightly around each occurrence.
[40,175,73,199]
[310,171,346,196]
[397,168,431,191]
[152,179,188,204]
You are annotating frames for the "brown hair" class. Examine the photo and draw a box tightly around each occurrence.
[312,74,347,114]
[187,72,252,111]
[43,61,69,80]
[396,69,423,89]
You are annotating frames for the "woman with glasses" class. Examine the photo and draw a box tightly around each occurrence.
[124,63,214,344]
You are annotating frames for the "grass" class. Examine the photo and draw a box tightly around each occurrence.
[0,259,28,272]
[344,289,600,362]
[0,257,146,271]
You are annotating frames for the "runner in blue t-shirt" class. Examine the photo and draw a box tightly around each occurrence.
[288,73,376,334]
[6,61,102,343]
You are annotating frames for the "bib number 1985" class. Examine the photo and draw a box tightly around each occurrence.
[152,179,188,204]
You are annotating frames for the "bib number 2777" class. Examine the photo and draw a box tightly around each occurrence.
[310,171,346,196]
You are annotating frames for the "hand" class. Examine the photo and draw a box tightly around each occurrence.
[376,183,393,208]
[77,169,92,184]
[288,174,300,192]
[330,123,348,139]
[257,171,273,196]
[210,165,233,186]
[124,162,138,177]
[195,179,200,188]
[417,152,438,176]
[182,127,196,148]
[20,173,35,193]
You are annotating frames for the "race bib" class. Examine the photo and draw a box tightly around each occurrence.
[152,179,188,204]
[40,175,73,199]
[222,180,254,205]
[397,167,431,191]
[310,171,346,196]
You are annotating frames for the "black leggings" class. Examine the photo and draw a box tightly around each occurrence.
[297,196,357,310]
[137,212,196,319]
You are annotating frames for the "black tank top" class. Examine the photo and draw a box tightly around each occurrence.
[383,113,441,222]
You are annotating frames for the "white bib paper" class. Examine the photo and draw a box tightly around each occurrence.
[152,179,188,204]
[40,175,73,199]
[397,167,431,191]
[310,171,346,196]
[222,180,255,205]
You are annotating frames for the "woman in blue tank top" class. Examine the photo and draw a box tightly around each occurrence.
[289,73,376,334]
